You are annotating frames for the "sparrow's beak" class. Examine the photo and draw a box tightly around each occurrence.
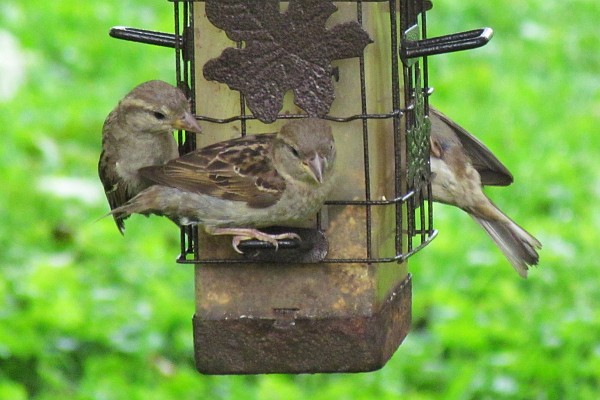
[305,152,326,184]
[172,111,202,133]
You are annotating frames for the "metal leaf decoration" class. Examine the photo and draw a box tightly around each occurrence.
[203,0,372,123]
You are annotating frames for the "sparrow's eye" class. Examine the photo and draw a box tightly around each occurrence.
[289,146,300,158]
[153,111,166,120]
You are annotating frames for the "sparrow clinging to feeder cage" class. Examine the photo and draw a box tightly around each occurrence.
[98,80,202,233]
[429,107,542,278]
[108,118,337,253]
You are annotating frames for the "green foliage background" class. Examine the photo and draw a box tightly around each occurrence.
[1,1,599,399]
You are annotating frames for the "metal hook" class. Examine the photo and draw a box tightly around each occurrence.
[402,27,493,62]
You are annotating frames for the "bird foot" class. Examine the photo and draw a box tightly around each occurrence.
[206,227,301,254]
[231,231,301,253]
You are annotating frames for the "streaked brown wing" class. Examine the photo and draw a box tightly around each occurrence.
[430,107,514,186]
[139,133,285,208]
[98,148,130,232]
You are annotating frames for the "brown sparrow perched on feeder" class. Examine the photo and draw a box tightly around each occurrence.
[429,107,542,278]
[98,80,202,233]
[108,119,336,253]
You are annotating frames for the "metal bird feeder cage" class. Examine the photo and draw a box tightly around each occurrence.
[110,0,492,374]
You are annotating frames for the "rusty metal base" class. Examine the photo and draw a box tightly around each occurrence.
[192,274,411,375]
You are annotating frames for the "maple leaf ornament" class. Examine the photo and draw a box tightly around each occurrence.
[203,0,372,123]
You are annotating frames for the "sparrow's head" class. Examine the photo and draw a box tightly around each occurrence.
[274,119,336,185]
[115,80,202,135]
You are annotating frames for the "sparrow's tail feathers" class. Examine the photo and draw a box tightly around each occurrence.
[108,204,135,222]
[109,196,153,220]
[113,214,127,235]
[471,213,542,278]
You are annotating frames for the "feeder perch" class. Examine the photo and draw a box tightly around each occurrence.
[109,0,492,374]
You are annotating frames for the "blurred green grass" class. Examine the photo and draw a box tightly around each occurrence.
[1,0,599,399]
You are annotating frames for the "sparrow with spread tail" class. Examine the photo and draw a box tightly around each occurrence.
[429,107,542,278]
[98,80,202,233]
[109,119,336,253]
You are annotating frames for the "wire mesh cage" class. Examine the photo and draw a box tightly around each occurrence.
[172,0,436,265]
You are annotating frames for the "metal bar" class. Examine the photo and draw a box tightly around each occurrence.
[389,0,403,259]
[403,27,494,59]
[418,7,429,245]
[109,26,180,47]
[176,231,438,265]
[356,0,372,259]
[179,224,187,260]
[185,1,201,261]
[421,1,430,113]
[182,4,189,96]
[326,189,414,206]
[174,1,189,257]
[194,110,404,124]
[233,38,249,137]
[177,228,438,265]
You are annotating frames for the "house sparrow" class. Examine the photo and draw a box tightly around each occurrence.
[109,119,336,253]
[98,80,202,233]
[429,107,542,278]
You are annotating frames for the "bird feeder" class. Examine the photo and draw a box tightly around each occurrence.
[110,0,492,374]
